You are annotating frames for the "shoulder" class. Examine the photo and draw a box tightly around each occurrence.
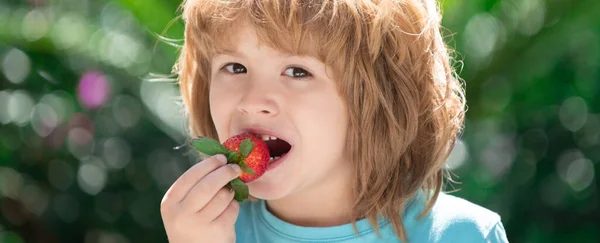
[429,192,501,233]
[404,192,508,243]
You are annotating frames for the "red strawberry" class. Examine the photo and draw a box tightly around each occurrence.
[188,133,271,201]
[223,133,270,182]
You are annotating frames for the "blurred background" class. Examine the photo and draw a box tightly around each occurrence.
[0,0,598,242]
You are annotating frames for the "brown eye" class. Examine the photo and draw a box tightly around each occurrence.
[224,63,247,74]
[283,67,312,78]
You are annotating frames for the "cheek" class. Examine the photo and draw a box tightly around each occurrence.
[324,98,348,154]
[209,84,237,139]
[294,91,348,154]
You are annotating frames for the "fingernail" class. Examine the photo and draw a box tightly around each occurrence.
[230,164,241,174]
[215,154,227,163]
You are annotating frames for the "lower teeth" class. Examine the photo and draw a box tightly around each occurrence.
[269,153,287,162]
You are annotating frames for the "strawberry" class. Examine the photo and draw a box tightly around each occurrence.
[223,133,270,182]
[188,133,270,202]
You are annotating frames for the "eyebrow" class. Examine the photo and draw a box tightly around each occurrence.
[214,47,321,65]
[214,49,303,61]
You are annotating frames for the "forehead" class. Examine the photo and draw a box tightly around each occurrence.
[212,25,260,53]
[210,19,321,60]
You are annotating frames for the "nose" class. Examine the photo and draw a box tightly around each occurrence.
[237,83,279,117]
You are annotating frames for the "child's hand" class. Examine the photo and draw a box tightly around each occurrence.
[160,154,241,243]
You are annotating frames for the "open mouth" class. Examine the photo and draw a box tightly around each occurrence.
[258,134,292,162]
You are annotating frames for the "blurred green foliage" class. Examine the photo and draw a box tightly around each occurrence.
[0,0,598,242]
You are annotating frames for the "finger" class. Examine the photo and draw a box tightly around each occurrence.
[212,200,240,227]
[197,187,235,221]
[163,154,227,204]
[182,163,240,211]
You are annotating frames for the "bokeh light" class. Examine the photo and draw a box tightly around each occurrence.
[140,78,185,141]
[21,9,49,42]
[480,135,516,183]
[463,13,505,65]
[0,90,11,124]
[101,137,131,170]
[0,167,24,200]
[1,48,30,84]
[575,114,600,148]
[556,150,595,192]
[515,0,546,37]
[51,13,88,50]
[77,71,111,110]
[559,96,588,132]
[30,103,59,137]
[19,183,49,216]
[77,156,107,195]
[67,113,95,158]
[446,139,469,170]
[40,91,76,126]
[7,90,35,126]
[112,95,142,129]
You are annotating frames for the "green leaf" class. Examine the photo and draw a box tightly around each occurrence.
[226,151,239,162]
[229,178,249,202]
[190,137,229,156]
[240,138,254,158]
[239,160,255,175]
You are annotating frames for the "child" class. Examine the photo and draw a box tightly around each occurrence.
[160,0,509,242]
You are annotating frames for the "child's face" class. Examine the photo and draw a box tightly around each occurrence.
[208,24,352,200]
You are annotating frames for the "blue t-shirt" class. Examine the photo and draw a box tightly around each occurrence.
[234,191,509,242]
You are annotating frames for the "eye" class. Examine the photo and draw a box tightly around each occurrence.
[283,67,312,78]
[223,63,247,74]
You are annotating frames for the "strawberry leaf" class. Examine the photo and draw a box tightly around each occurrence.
[190,137,228,156]
[226,151,239,162]
[240,138,254,158]
[229,178,249,202]
[239,160,255,175]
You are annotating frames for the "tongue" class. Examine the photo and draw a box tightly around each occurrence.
[265,139,291,157]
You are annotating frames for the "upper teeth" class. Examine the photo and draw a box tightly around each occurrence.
[261,135,278,141]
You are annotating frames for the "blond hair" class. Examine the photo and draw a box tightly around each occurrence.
[175,0,465,241]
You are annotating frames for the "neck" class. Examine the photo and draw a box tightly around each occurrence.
[265,166,355,227]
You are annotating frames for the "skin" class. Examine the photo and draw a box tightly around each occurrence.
[161,154,241,243]
[160,22,356,243]
[209,24,355,227]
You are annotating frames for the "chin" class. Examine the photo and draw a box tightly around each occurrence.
[246,172,296,200]
[245,148,300,200]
